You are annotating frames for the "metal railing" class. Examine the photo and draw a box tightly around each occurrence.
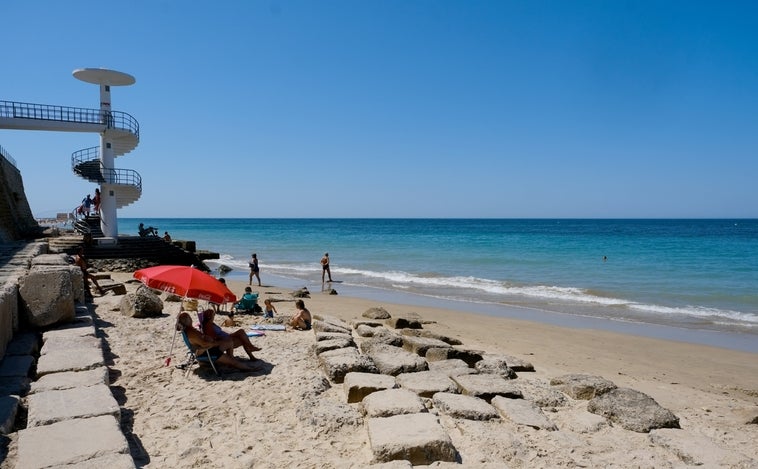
[0,100,139,137]
[71,147,142,191]
[0,143,17,168]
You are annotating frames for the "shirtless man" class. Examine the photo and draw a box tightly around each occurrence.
[176,312,260,372]
[289,299,312,330]
[320,252,332,283]
[75,247,104,295]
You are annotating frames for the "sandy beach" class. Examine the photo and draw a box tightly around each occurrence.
[74,273,758,467]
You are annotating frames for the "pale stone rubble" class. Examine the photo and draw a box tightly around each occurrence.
[305,308,753,467]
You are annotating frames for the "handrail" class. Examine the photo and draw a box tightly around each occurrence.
[0,143,17,168]
[70,147,142,191]
[0,100,139,137]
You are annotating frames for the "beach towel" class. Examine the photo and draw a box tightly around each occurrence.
[250,324,286,331]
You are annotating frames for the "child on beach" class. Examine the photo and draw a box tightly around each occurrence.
[289,299,312,330]
[263,298,277,318]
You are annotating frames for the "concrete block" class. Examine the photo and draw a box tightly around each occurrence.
[432,392,499,420]
[318,347,378,383]
[425,347,483,367]
[27,384,120,427]
[19,266,78,327]
[396,371,458,398]
[313,337,355,355]
[344,372,396,403]
[16,415,129,469]
[36,347,105,377]
[364,343,428,376]
[401,336,450,357]
[452,374,523,403]
[40,335,102,355]
[367,413,457,464]
[30,367,109,394]
[491,396,557,430]
[362,389,427,418]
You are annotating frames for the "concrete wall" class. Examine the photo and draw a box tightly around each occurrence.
[0,151,40,243]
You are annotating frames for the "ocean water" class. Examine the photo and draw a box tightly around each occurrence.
[122,218,758,350]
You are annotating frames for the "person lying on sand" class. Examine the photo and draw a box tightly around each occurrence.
[289,299,312,330]
[176,312,260,372]
[199,308,261,361]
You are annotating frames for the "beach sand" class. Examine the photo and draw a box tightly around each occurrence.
[82,274,758,467]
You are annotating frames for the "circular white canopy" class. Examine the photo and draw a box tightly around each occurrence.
[73,68,136,86]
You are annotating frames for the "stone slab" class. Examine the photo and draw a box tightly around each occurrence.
[365,344,428,376]
[47,452,136,469]
[0,394,20,434]
[35,347,105,377]
[402,336,450,357]
[27,383,120,427]
[491,396,557,430]
[452,374,523,402]
[318,347,378,383]
[344,372,397,403]
[362,389,427,418]
[315,332,353,342]
[400,329,462,345]
[396,371,458,398]
[313,338,355,355]
[42,323,97,340]
[0,354,34,378]
[427,359,477,377]
[40,335,102,354]
[30,367,109,394]
[432,392,499,420]
[550,373,616,400]
[426,347,483,367]
[16,415,130,469]
[367,413,456,465]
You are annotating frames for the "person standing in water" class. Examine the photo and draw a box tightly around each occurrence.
[320,252,332,283]
[249,253,261,286]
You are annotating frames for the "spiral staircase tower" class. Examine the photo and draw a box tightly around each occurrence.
[0,68,140,243]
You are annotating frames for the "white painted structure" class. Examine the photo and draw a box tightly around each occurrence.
[0,68,141,241]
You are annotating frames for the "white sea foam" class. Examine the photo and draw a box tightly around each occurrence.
[212,256,758,327]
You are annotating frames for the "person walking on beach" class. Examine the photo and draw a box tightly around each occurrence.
[249,253,261,286]
[320,252,332,283]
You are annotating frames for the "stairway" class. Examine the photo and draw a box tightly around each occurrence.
[49,234,210,266]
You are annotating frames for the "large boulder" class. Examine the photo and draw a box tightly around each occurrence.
[550,374,617,400]
[119,285,164,318]
[587,387,680,433]
[363,307,391,320]
[19,266,78,328]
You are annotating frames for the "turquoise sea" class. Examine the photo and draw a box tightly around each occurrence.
[121,218,758,352]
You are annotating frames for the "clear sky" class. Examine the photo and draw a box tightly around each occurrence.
[1,1,757,219]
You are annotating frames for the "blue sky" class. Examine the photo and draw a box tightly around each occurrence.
[1,1,757,219]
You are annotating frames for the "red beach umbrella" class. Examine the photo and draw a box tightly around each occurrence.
[133,265,237,304]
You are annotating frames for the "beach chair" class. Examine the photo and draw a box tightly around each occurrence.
[179,330,220,377]
[234,292,259,314]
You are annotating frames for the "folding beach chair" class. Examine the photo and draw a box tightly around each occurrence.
[234,292,260,314]
[179,330,220,377]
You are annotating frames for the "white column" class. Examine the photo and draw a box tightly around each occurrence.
[99,84,118,238]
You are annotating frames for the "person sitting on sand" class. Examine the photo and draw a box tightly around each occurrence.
[289,299,312,330]
[263,298,277,319]
[74,247,104,295]
[199,308,261,361]
[176,312,260,372]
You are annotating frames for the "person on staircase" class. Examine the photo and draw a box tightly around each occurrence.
[81,194,93,216]
[93,188,101,215]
